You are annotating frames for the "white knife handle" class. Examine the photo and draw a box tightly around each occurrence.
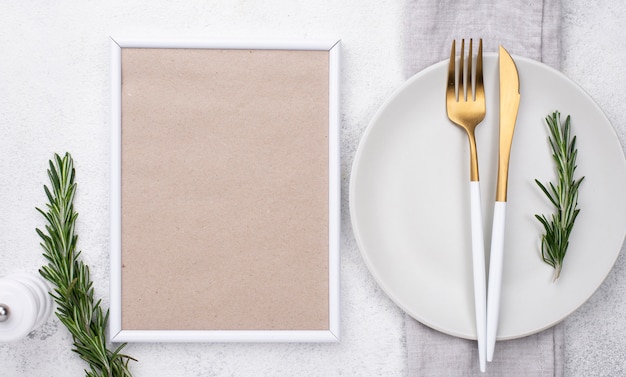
[486,201,507,362]
[469,181,487,372]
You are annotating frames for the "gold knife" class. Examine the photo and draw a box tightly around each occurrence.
[486,45,520,362]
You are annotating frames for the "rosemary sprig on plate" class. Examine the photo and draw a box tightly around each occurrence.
[36,153,136,377]
[534,112,585,282]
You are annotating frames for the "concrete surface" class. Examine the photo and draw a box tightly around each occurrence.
[0,0,624,375]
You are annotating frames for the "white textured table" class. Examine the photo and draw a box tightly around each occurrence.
[0,1,624,375]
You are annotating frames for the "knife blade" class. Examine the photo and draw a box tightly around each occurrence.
[486,45,520,362]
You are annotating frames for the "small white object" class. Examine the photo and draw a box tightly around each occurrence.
[0,273,53,342]
[486,201,507,361]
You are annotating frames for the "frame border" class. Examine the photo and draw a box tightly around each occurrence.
[109,37,341,343]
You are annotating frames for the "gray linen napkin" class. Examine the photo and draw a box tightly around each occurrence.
[402,0,564,376]
[406,317,564,376]
[402,0,561,75]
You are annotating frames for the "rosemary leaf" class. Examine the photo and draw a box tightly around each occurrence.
[37,153,136,377]
[535,112,585,282]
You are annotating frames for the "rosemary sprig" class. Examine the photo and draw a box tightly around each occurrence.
[534,112,585,282]
[36,153,136,377]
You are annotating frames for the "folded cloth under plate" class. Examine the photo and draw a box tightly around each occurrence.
[402,0,564,375]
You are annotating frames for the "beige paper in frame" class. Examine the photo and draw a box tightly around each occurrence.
[109,37,340,342]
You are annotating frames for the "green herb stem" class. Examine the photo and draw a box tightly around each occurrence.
[37,153,136,377]
[534,112,584,282]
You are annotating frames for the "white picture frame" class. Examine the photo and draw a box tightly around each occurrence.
[109,37,341,343]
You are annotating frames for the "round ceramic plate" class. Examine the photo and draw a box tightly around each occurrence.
[350,53,626,340]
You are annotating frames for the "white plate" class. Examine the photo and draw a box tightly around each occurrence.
[350,53,626,340]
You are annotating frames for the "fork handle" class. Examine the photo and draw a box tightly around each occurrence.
[469,181,487,372]
[486,201,507,362]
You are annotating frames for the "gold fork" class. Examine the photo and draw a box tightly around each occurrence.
[445,38,487,372]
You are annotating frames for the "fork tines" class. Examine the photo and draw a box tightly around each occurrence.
[448,38,483,102]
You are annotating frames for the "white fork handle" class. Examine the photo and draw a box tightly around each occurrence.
[486,201,507,362]
[469,181,487,372]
